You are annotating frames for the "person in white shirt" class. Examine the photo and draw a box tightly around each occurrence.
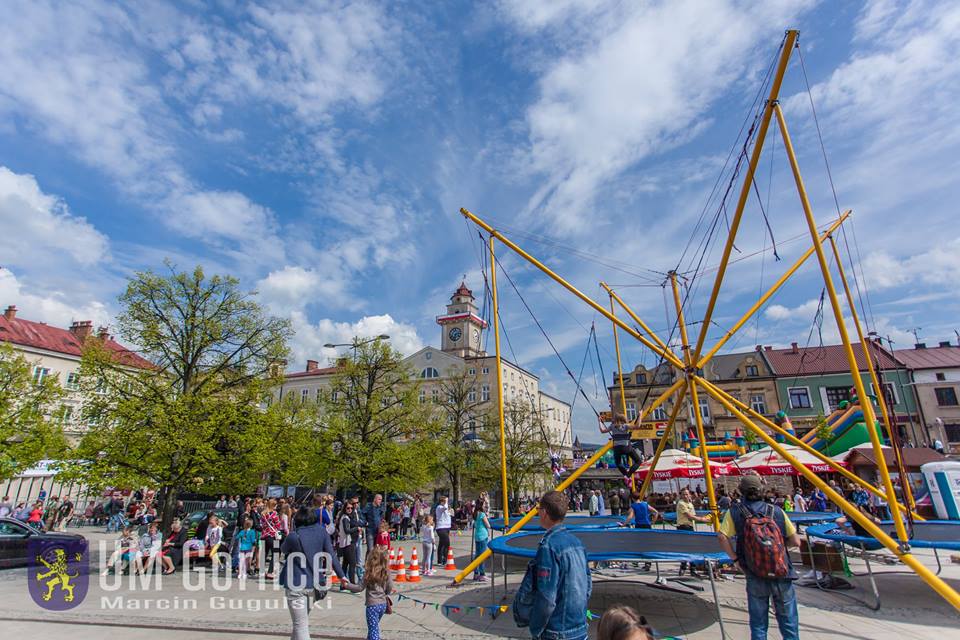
[215,495,227,509]
[793,489,807,513]
[435,497,452,567]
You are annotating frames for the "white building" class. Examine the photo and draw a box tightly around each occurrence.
[276,283,574,459]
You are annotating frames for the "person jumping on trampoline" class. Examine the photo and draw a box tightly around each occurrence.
[599,413,642,478]
[621,491,660,571]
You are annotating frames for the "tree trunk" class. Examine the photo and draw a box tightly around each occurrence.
[452,469,462,506]
[161,483,178,536]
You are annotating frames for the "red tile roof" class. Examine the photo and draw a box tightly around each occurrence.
[894,346,960,370]
[452,281,473,299]
[285,365,340,379]
[762,342,901,377]
[0,313,153,369]
[845,446,945,469]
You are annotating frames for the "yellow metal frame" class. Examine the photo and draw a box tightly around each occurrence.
[451,28,960,611]
[608,290,635,490]
[488,237,511,527]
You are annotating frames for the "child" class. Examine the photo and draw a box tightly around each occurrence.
[597,606,655,640]
[420,515,436,576]
[375,520,391,550]
[359,547,395,640]
[599,412,642,478]
[235,517,258,579]
[105,525,141,575]
[205,515,223,569]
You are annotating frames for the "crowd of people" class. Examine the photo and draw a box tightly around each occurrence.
[0,493,75,531]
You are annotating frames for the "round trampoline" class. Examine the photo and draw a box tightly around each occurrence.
[486,528,732,636]
[489,528,731,563]
[806,520,960,551]
[659,510,836,525]
[488,514,624,531]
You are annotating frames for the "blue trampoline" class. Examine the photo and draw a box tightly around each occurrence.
[488,528,732,563]
[488,514,624,531]
[659,510,836,525]
[806,520,960,551]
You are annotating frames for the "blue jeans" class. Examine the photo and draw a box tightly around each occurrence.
[106,513,125,532]
[473,539,488,577]
[745,576,799,640]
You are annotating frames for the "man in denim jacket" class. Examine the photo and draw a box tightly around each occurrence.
[525,491,592,640]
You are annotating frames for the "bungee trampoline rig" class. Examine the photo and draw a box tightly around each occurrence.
[447,28,960,618]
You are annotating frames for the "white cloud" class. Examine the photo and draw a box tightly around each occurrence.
[0,166,109,267]
[765,298,824,322]
[501,0,812,232]
[285,312,425,371]
[0,268,112,328]
[861,239,960,291]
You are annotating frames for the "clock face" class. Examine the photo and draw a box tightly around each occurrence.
[473,329,480,343]
[449,327,462,342]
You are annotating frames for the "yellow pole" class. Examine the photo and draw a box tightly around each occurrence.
[637,382,689,500]
[460,208,685,370]
[697,375,923,520]
[489,236,511,527]
[691,29,799,366]
[452,378,683,583]
[601,282,671,355]
[774,103,909,546]
[608,291,635,490]
[670,271,719,531]
[695,211,851,369]
[828,235,917,513]
[698,377,960,612]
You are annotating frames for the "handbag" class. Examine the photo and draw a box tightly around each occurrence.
[386,595,393,615]
[512,561,537,627]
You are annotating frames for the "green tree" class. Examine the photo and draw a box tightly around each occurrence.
[469,400,549,513]
[435,366,485,504]
[0,343,67,477]
[318,339,440,503]
[62,263,294,533]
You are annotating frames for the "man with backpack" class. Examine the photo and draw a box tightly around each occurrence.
[718,474,801,640]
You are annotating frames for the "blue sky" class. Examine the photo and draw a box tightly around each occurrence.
[2,1,959,441]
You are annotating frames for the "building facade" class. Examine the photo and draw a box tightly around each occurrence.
[0,304,152,439]
[766,341,921,443]
[275,284,574,461]
[611,347,780,452]
[895,341,960,452]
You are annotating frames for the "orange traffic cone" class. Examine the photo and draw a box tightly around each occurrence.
[395,548,407,582]
[330,573,340,585]
[444,548,457,570]
[407,547,421,582]
[388,547,397,574]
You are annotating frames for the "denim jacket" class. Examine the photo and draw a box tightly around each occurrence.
[529,525,591,640]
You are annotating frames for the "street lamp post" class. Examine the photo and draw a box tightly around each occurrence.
[323,334,391,360]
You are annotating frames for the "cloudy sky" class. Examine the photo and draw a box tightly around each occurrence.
[2,0,958,441]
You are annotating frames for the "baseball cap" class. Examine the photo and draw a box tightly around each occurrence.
[739,474,763,495]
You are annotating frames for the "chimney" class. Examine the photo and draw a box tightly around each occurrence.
[915,343,927,349]
[3,305,15,320]
[755,345,762,352]
[764,345,773,352]
[97,326,110,340]
[790,342,799,354]
[69,320,94,340]
[306,359,318,372]
[939,341,951,348]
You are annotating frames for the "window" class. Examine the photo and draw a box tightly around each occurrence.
[32,366,50,384]
[935,387,959,407]
[468,388,477,402]
[59,405,74,424]
[690,398,710,423]
[331,390,340,402]
[945,423,960,443]
[301,389,309,402]
[419,389,426,404]
[936,372,946,381]
[431,388,440,403]
[420,367,440,379]
[788,387,812,409]
[652,406,667,421]
[870,382,899,407]
[626,402,637,422]
[745,365,759,377]
[482,367,489,375]
[425,351,432,360]
[825,386,851,411]
[481,384,490,402]
[619,375,631,385]
[468,368,476,375]
[750,393,767,414]
[66,372,81,390]
[636,373,647,384]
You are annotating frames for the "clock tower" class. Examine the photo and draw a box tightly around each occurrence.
[437,281,487,357]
